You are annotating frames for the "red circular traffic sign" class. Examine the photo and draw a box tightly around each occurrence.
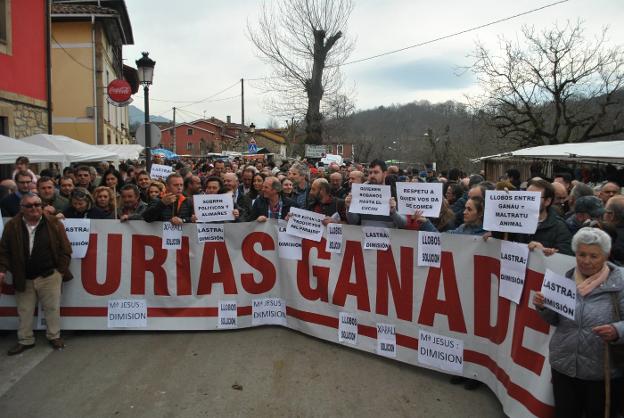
[107,79,132,103]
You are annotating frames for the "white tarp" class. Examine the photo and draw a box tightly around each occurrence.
[96,144,144,161]
[20,134,120,166]
[0,135,66,164]
[474,140,624,164]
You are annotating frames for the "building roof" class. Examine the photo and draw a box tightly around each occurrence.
[52,4,118,15]
[51,0,134,44]
[256,130,286,145]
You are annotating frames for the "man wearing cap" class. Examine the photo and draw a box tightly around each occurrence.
[565,196,605,234]
[0,193,73,354]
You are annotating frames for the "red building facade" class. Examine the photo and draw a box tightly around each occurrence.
[160,117,247,156]
[0,0,49,137]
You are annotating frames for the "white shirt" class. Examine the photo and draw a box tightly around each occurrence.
[23,217,42,256]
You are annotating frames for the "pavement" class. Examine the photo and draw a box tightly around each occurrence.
[0,327,506,418]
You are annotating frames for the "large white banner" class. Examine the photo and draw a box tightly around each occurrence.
[0,220,575,418]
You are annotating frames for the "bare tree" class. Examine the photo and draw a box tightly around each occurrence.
[469,21,624,147]
[248,0,354,145]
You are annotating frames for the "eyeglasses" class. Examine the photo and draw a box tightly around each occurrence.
[17,180,31,184]
[21,203,42,209]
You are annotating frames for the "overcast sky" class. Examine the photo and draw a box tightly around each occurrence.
[123,0,624,127]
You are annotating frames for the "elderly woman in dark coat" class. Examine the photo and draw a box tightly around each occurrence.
[533,227,624,418]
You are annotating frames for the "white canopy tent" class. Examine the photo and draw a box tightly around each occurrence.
[95,144,144,161]
[474,141,624,164]
[20,134,120,167]
[0,134,66,164]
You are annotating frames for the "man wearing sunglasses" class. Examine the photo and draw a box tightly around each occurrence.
[0,193,73,355]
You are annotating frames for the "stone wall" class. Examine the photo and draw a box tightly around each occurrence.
[0,99,48,138]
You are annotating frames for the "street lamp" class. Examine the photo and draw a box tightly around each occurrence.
[136,51,156,172]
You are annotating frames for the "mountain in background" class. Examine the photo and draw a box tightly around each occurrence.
[129,105,171,125]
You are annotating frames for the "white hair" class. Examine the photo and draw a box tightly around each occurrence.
[572,227,611,255]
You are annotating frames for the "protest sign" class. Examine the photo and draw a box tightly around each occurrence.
[418,329,464,374]
[0,209,4,236]
[193,194,234,223]
[62,218,90,258]
[417,231,442,267]
[483,190,541,234]
[362,226,391,251]
[326,223,343,253]
[338,312,358,345]
[107,299,147,328]
[218,300,237,329]
[540,269,576,320]
[252,297,287,326]
[396,182,443,217]
[499,241,530,304]
[277,220,302,260]
[149,163,172,181]
[286,207,325,242]
[349,183,391,216]
[376,323,397,358]
[162,222,182,250]
[197,223,224,243]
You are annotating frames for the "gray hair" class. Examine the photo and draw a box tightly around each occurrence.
[570,183,594,200]
[607,196,624,224]
[572,227,611,255]
[20,192,41,204]
[291,162,309,181]
[267,176,282,193]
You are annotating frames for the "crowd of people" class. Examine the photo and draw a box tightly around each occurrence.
[0,155,623,417]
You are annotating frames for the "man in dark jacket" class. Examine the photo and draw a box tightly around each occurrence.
[118,184,147,221]
[0,171,33,217]
[142,173,193,224]
[604,195,624,264]
[0,193,73,354]
[252,177,292,221]
[307,178,347,224]
[516,178,573,256]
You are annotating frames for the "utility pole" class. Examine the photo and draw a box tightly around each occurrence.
[241,78,245,127]
[172,107,176,154]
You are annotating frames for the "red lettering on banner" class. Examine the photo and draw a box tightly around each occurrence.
[81,233,122,296]
[297,239,330,302]
[417,251,467,333]
[511,269,549,375]
[1,282,15,295]
[197,242,237,295]
[131,235,170,296]
[240,232,276,294]
[176,237,192,295]
[376,246,414,321]
[473,255,510,344]
[332,241,370,311]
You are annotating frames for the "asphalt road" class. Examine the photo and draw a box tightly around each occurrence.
[0,328,505,418]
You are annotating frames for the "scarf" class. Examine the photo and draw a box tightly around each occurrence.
[575,264,609,297]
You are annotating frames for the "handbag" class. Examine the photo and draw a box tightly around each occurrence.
[610,292,624,368]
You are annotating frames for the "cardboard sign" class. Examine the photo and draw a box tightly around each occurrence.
[499,241,529,304]
[149,163,172,181]
[541,269,576,320]
[62,218,91,259]
[197,223,225,243]
[252,297,287,326]
[376,323,397,358]
[162,222,183,250]
[286,207,325,242]
[396,182,443,217]
[107,299,147,328]
[483,190,541,234]
[326,223,343,254]
[349,183,391,216]
[417,231,442,267]
[362,226,391,251]
[277,220,302,260]
[418,329,464,374]
[193,194,234,223]
[339,312,358,345]
[218,300,237,329]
